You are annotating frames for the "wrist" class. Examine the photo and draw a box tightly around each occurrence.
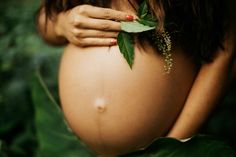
[54,12,66,38]
[52,12,68,45]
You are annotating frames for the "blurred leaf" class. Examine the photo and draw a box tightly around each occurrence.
[31,71,95,157]
[121,135,236,157]
[8,124,37,157]
[0,2,63,156]
[0,140,8,157]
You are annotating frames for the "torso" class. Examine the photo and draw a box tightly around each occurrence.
[59,1,198,156]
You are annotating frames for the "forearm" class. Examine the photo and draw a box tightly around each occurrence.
[167,45,235,139]
[36,7,68,46]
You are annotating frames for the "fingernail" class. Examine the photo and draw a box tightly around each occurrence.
[110,39,117,45]
[126,15,134,21]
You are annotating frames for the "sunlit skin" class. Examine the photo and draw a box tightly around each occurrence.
[59,43,197,156]
[37,0,235,156]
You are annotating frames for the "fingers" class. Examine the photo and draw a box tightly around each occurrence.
[76,17,122,31]
[89,7,134,21]
[74,29,118,38]
[77,5,135,21]
[71,37,117,47]
[63,4,136,47]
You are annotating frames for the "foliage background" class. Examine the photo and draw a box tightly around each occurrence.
[0,0,235,156]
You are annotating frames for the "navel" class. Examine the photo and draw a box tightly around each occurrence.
[94,98,107,113]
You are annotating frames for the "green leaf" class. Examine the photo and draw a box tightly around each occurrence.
[118,0,158,68]
[121,135,236,157]
[137,19,157,27]
[121,21,155,33]
[138,0,149,18]
[117,32,134,68]
[31,71,95,157]
[137,0,157,27]
[118,20,155,68]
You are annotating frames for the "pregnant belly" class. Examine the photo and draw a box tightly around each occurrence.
[59,43,197,156]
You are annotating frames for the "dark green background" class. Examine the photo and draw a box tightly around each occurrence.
[0,0,235,156]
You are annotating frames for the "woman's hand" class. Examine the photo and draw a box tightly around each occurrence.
[55,4,135,46]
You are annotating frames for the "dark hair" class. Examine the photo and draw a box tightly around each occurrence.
[42,0,232,62]
[168,0,231,62]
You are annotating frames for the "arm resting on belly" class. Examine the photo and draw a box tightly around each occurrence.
[167,36,235,139]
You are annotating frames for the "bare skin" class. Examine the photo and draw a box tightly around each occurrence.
[167,36,236,139]
[37,0,235,156]
[59,43,197,156]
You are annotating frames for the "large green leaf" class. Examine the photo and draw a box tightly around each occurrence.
[121,135,236,157]
[117,32,134,68]
[31,71,95,157]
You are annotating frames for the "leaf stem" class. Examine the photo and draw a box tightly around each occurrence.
[35,70,59,107]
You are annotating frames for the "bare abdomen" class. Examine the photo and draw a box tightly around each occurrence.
[59,43,197,156]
